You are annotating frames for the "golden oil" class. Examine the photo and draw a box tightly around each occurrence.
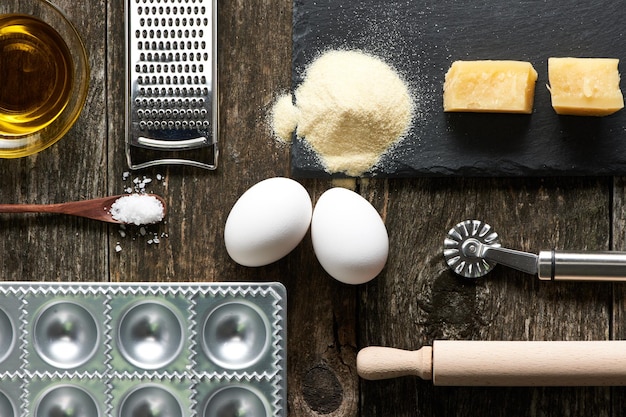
[0,14,73,139]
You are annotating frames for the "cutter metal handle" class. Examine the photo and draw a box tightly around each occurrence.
[537,250,626,281]
[444,220,626,281]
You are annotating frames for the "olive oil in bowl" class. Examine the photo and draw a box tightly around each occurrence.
[0,14,73,136]
[0,0,90,159]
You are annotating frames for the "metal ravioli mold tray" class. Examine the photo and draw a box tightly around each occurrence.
[0,282,286,417]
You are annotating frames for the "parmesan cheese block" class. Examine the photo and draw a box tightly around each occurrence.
[547,57,624,116]
[443,60,538,114]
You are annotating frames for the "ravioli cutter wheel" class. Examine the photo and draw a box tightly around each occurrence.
[444,220,626,281]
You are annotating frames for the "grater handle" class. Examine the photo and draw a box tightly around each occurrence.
[137,137,209,150]
[537,250,626,281]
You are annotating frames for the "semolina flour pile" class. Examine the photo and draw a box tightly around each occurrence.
[271,50,413,176]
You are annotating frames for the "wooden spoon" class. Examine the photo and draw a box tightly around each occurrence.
[0,194,167,224]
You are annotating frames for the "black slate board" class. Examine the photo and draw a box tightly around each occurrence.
[291,0,626,177]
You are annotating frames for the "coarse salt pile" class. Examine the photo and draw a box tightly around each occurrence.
[110,194,165,226]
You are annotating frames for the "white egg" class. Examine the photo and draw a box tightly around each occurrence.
[224,177,312,267]
[311,187,389,285]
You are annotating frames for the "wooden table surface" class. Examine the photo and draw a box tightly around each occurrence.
[2,0,626,416]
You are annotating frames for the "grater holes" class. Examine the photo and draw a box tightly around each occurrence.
[131,0,213,133]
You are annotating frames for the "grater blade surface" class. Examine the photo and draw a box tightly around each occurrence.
[125,0,218,170]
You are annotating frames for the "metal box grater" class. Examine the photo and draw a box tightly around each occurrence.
[125,0,218,170]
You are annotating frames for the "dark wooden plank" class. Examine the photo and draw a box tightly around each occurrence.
[285,179,359,417]
[107,0,294,281]
[0,0,108,282]
[107,1,359,415]
[360,177,613,416]
[612,176,626,415]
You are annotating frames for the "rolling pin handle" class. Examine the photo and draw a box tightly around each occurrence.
[356,346,433,381]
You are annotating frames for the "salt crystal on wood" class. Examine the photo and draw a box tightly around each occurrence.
[110,194,165,226]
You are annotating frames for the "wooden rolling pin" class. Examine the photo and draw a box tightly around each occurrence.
[357,341,626,386]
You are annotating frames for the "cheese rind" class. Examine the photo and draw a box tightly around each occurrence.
[548,57,624,116]
[443,60,538,114]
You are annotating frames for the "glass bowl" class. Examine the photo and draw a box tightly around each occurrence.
[0,0,89,157]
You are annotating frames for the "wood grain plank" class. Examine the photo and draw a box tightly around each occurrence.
[0,0,108,282]
[106,1,359,415]
[107,0,294,281]
[360,177,612,416]
[612,176,626,416]
[285,179,359,417]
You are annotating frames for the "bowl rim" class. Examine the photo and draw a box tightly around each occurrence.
[0,0,91,157]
